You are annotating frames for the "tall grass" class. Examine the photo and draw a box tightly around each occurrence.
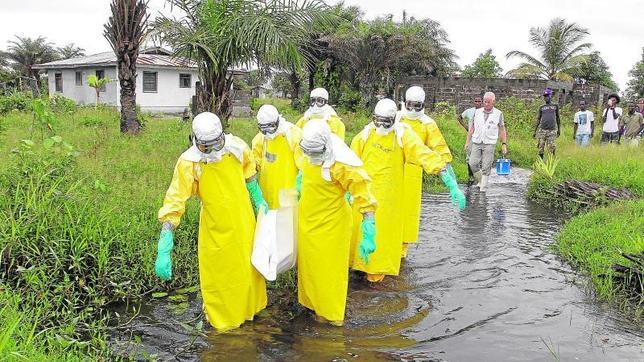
[556,200,644,316]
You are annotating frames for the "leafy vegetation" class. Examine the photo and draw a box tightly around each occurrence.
[461,49,503,79]
[625,47,644,102]
[506,18,592,81]
[556,200,643,315]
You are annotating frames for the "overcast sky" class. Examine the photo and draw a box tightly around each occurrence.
[1,0,642,90]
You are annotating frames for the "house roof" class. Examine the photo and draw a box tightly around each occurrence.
[33,51,197,70]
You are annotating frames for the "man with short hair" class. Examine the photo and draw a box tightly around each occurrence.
[533,88,560,158]
[600,94,623,145]
[466,91,508,192]
[573,100,594,147]
[621,103,644,146]
[458,96,483,183]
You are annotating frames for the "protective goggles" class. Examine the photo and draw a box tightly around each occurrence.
[258,119,279,135]
[373,115,395,129]
[299,141,326,158]
[405,101,424,112]
[310,97,327,107]
[194,132,225,154]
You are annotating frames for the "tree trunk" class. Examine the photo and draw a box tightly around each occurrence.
[195,68,233,128]
[289,70,300,102]
[118,54,141,134]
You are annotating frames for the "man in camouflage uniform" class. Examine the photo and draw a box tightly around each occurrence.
[533,88,560,158]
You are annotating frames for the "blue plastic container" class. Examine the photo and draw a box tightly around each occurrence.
[495,158,511,175]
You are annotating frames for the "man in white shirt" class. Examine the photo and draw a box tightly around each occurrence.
[573,100,594,147]
[600,94,622,145]
[466,92,508,192]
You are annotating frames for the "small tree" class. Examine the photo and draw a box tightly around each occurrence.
[87,75,111,109]
[271,72,292,98]
[625,47,644,101]
[462,49,503,79]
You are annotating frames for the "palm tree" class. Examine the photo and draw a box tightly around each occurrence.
[57,43,86,59]
[506,18,591,81]
[88,75,111,109]
[324,14,457,105]
[4,36,59,94]
[104,0,149,134]
[153,0,332,124]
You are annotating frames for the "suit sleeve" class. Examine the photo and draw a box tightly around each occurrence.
[158,158,197,227]
[330,163,376,214]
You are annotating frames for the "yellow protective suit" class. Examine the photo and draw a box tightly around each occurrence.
[350,125,445,279]
[158,138,267,331]
[296,149,376,323]
[400,115,453,247]
[251,126,302,209]
[296,115,346,141]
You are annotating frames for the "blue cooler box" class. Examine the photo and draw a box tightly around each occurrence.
[496,158,511,175]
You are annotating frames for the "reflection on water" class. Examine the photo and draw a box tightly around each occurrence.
[110,169,643,361]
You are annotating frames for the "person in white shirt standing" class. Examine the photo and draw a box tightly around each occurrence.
[466,91,508,192]
[573,100,594,147]
[600,94,622,145]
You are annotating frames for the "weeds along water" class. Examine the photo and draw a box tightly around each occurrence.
[0,97,642,358]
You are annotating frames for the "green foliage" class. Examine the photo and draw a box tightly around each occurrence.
[571,51,618,90]
[30,98,57,139]
[533,154,560,179]
[556,200,643,314]
[506,18,591,80]
[625,47,644,102]
[0,108,202,358]
[461,49,503,79]
[271,72,292,98]
[56,43,86,59]
[0,91,33,114]
[49,93,77,114]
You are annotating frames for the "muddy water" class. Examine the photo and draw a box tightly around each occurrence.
[110,169,643,361]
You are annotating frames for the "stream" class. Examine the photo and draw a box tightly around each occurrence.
[110,168,643,361]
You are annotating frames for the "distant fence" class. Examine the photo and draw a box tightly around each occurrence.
[394,76,613,113]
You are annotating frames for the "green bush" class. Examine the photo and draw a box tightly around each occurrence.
[0,123,201,356]
[49,94,77,114]
[0,91,33,114]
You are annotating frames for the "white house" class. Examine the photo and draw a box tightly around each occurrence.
[34,48,200,113]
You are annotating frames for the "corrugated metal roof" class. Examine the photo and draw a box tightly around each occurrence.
[33,51,197,69]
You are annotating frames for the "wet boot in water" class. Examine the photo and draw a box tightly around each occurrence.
[479,175,489,192]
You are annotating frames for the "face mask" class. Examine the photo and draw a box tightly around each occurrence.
[258,119,279,139]
[309,105,326,115]
[194,133,225,154]
[373,115,394,135]
[301,142,327,165]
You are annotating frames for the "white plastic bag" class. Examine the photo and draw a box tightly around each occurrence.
[251,189,297,281]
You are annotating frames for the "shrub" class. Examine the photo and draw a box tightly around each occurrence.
[0,91,33,114]
[49,93,77,114]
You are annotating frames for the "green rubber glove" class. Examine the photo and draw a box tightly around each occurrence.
[446,164,457,181]
[295,171,302,200]
[440,169,467,210]
[154,229,174,281]
[359,214,376,263]
[246,178,268,214]
[345,192,352,204]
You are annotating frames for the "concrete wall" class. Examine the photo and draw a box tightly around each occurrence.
[130,67,199,113]
[48,67,118,106]
[394,76,613,113]
[47,66,199,113]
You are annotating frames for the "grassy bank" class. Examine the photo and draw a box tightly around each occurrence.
[556,200,643,315]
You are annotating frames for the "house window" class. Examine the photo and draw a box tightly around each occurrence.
[179,73,191,88]
[143,71,158,93]
[95,70,106,92]
[55,73,63,92]
[75,71,82,86]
